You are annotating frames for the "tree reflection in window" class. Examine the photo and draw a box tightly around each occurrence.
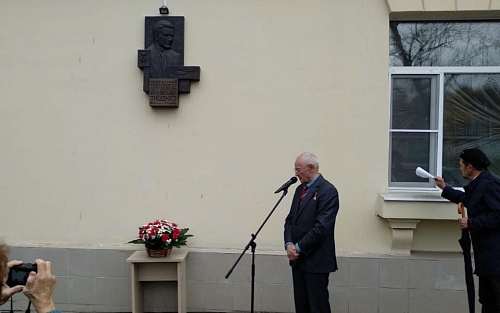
[389,20,500,187]
[390,22,500,67]
[443,74,500,186]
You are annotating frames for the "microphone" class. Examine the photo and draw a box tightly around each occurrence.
[274,177,298,194]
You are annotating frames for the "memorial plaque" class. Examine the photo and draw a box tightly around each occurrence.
[149,78,179,107]
[137,16,200,108]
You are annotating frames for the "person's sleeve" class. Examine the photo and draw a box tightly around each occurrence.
[297,187,339,254]
[468,181,500,233]
[284,208,293,249]
[441,185,466,204]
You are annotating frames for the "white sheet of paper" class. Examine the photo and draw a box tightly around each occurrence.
[415,167,435,179]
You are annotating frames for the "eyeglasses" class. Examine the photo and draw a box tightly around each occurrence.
[294,165,310,174]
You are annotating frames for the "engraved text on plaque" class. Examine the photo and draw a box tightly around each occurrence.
[149,78,179,107]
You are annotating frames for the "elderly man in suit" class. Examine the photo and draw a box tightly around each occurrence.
[284,152,339,313]
[435,148,500,312]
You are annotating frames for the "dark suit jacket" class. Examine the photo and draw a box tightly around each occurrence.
[442,169,500,276]
[284,174,339,273]
[146,44,182,78]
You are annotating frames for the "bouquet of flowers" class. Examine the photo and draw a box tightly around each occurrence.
[128,219,192,251]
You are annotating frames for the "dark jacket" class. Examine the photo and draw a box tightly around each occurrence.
[284,174,339,273]
[146,44,182,78]
[442,169,500,277]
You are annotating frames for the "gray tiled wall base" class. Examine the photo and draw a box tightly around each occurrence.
[0,247,476,313]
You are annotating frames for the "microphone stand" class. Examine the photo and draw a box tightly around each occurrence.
[225,187,291,313]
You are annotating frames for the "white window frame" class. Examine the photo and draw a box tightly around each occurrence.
[388,66,500,191]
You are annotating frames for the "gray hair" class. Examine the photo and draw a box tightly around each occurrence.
[298,152,319,170]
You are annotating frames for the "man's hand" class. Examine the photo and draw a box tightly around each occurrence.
[286,244,299,261]
[0,260,24,305]
[23,259,56,313]
[459,217,469,230]
[434,176,446,190]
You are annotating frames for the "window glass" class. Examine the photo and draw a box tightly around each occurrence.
[390,21,500,67]
[390,75,438,187]
[392,78,432,129]
[443,73,500,186]
[391,133,433,183]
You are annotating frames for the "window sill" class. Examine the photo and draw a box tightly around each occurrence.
[380,191,448,202]
[378,191,457,220]
[377,191,458,255]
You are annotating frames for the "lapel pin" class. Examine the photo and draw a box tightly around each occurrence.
[313,192,317,201]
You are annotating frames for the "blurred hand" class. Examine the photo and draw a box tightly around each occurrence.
[286,244,299,261]
[459,217,469,230]
[0,260,24,305]
[23,259,56,313]
[434,176,446,190]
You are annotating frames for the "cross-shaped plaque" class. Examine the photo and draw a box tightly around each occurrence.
[138,16,200,107]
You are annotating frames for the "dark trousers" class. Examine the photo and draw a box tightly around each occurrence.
[479,275,500,313]
[292,267,331,313]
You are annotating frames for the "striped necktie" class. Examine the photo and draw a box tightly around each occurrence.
[300,185,309,205]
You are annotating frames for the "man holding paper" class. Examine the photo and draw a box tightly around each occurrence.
[434,149,500,312]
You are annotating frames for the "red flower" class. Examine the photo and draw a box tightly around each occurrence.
[161,234,169,242]
[173,232,179,240]
[172,223,177,227]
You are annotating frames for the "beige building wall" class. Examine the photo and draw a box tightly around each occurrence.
[3,0,498,257]
[387,0,493,12]
[0,0,394,255]
[3,1,500,312]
